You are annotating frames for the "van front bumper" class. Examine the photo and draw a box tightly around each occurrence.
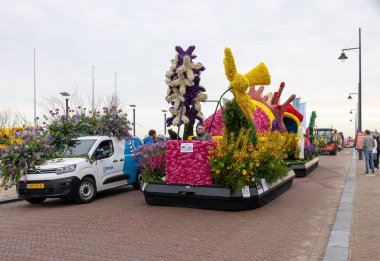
[17,176,80,199]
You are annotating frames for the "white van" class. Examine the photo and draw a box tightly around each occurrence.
[17,136,143,204]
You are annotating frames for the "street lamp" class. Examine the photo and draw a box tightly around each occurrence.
[347,92,358,100]
[129,105,136,136]
[339,28,362,159]
[60,92,70,115]
[161,109,167,135]
[350,117,357,137]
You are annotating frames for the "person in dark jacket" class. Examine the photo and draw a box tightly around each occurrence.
[194,123,212,141]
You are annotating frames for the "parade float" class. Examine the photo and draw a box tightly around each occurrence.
[315,127,338,155]
[285,111,319,177]
[140,46,318,211]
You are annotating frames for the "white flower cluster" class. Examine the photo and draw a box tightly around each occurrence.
[165,55,206,126]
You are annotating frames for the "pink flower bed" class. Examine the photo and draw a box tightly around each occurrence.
[203,109,224,136]
[252,107,270,132]
[165,140,216,186]
[204,107,270,134]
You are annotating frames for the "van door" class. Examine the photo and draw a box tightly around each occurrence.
[123,137,143,184]
[94,139,127,191]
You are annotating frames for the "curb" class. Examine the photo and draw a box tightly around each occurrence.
[0,195,23,205]
[323,150,356,261]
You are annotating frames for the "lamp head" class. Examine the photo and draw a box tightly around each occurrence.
[348,95,352,100]
[338,52,348,62]
[350,111,353,114]
[129,104,136,108]
[60,92,70,97]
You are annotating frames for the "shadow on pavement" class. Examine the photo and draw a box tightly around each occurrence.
[26,185,136,207]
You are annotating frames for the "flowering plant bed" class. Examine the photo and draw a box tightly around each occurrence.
[286,157,319,177]
[142,170,295,211]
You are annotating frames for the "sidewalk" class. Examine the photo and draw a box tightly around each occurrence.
[349,154,380,260]
[0,185,19,204]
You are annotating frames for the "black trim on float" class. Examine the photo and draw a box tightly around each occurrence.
[103,174,130,185]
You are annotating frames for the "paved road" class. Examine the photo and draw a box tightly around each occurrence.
[0,150,352,261]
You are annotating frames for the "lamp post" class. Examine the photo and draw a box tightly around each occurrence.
[348,93,359,132]
[161,109,167,135]
[349,108,358,135]
[33,48,37,127]
[347,92,358,100]
[60,92,70,115]
[339,28,362,159]
[129,105,136,136]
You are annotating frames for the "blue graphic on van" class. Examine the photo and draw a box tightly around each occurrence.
[103,166,114,173]
[123,137,143,183]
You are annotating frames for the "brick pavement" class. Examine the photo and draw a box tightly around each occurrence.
[0,150,352,261]
[349,153,380,261]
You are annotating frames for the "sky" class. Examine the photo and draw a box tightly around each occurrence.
[0,0,379,138]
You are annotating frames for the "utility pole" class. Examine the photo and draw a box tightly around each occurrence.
[92,65,95,113]
[115,72,117,94]
[33,48,37,127]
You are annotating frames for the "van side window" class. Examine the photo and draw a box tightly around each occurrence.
[95,140,114,159]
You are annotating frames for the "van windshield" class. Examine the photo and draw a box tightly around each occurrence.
[64,139,97,156]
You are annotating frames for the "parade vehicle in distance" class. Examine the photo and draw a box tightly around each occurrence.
[315,128,338,155]
[17,136,143,204]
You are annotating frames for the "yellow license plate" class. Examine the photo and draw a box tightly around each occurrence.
[27,183,45,189]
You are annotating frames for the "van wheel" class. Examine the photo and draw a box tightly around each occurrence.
[133,170,143,190]
[75,177,97,204]
[26,198,46,204]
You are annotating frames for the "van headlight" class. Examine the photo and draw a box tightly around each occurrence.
[56,164,76,175]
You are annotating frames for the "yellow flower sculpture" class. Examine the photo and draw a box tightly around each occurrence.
[223,48,271,120]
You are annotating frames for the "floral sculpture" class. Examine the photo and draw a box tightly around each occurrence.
[165,46,207,128]
[223,48,271,120]
[248,83,297,132]
[297,126,305,160]
[205,48,304,135]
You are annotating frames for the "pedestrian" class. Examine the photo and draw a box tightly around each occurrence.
[377,136,380,169]
[362,130,375,175]
[157,134,165,142]
[193,123,212,141]
[374,136,378,169]
[143,129,157,144]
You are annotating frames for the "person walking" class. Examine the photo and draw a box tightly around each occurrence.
[373,135,379,170]
[362,130,375,175]
[377,136,380,169]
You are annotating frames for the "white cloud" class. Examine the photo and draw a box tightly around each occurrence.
[0,0,379,137]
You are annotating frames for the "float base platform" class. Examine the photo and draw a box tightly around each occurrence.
[142,170,295,211]
[288,158,319,178]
